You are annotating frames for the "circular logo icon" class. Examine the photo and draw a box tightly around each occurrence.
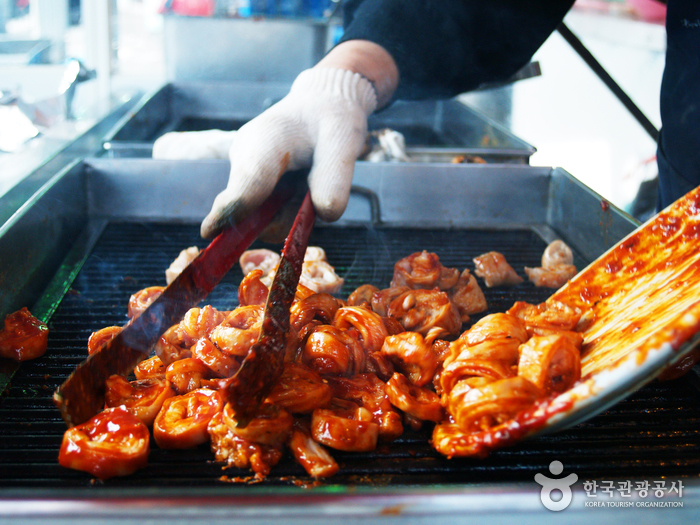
[534,461,578,511]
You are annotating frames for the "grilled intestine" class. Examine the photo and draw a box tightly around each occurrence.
[525,240,578,288]
[58,249,587,481]
[87,326,122,355]
[165,247,200,285]
[239,248,280,278]
[391,250,458,290]
[432,307,582,458]
[240,246,344,294]
[473,251,523,287]
[0,307,49,362]
[128,286,165,319]
[389,251,486,323]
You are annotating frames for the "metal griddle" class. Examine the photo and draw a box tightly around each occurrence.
[1,159,699,524]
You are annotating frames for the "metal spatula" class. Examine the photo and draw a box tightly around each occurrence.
[459,186,700,456]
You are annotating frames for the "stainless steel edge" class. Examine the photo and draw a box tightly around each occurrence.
[82,159,555,224]
[0,160,87,318]
[455,102,537,156]
[405,147,533,164]
[101,142,154,158]
[29,219,109,325]
[0,37,52,65]
[84,158,229,221]
[0,217,107,396]
[547,167,640,262]
[167,80,292,120]
[80,159,636,239]
[0,160,88,396]
[369,98,535,158]
[101,85,173,145]
[102,145,535,163]
[0,481,697,524]
[103,81,293,147]
[349,162,552,226]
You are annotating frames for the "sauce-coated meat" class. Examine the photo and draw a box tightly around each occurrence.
[387,288,462,337]
[524,265,578,288]
[58,244,591,480]
[0,307,48,362]
[104,375,174,427]
[542,240,574,268]
[154,389,223,449]
[288,422,339,478]
[58,408,150,480]
[127,286,165,319]
[311,398,379,452]
[326,373,403,442]
[299,260,345,294]
[448,269,487,323]
[386,372,443,422]
[446,376,541,433]
[266,362,331,414]
[333,306,388,353]
[473,252,523,288]
[238,269,269,306]
[165,246,200,285]
[518,334,581,395]
[391,250,460,290]
[381,331,439,387]
[302,325,365,376]
[525,240,577,288]
[87,326,121,356]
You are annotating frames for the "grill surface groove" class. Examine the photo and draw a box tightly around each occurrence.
[1,221,699,488]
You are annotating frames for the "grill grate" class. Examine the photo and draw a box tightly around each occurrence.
[1,222,699,488]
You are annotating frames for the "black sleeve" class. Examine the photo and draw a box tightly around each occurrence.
[339,0,575,100]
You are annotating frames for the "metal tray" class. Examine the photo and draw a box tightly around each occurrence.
[163,15,334,83]
[101,83,536,164]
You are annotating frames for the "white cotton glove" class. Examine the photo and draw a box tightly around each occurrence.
[152,129,236,160]
[200,68,378,239]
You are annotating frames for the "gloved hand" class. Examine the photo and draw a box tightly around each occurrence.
[152,129,235,160]
[200,67,378,239]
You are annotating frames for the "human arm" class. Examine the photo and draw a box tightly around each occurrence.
[165,0,577,239]
[339,0,576,101]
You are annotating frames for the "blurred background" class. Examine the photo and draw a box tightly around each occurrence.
[0,0,666,218]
